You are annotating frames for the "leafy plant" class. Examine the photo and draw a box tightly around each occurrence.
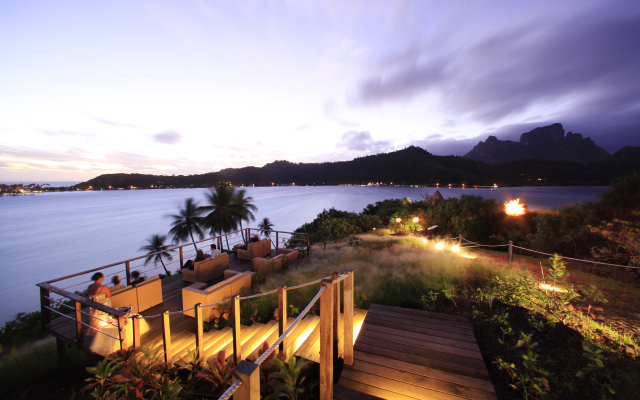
[194,350,235,395]
[264,355,316,400]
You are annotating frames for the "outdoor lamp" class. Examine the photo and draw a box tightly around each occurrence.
[412,217,419,223]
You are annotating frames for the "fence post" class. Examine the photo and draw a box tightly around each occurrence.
[319,278,334,400]
[508,241,513,268]
[232,295,242,364]
[40,287,51,329]
[278,285,287,353]
[162,311,173,367]
[179,247,184,270]
[125,262,131,286]
[232,361,260,400]
[458,234,462,247]
[276,232,279,251]
[343,270,354,365]
[307,234,311,254]
[331,272,340,358]
[133,315,141,349]
[118,314,127,351]
[75,301,83,345]
[195,303,203,359]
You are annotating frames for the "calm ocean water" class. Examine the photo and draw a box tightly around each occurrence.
[0,185,607,323]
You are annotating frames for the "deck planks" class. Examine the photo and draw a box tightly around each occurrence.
[338,304,497,400]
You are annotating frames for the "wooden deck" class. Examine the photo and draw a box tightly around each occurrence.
[335,304,497,400]
[45,251,368,366]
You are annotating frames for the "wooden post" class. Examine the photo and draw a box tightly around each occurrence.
[276,232,279,251]
[75,301,83,345]
[195,303,204,359]
[319,279,334,400]
[40,287,51,329]
[307,234,310,254]
[458,234,462,247]
[232,360,260,400]
[344,270,354,366]
[331,272,340,358]
[118,314,127,351]
[232,295,242,364]
[278,285,287,353]
[179,247,184,270]
[125,262,131,286]
[508,241,513,268]
[162,311,173,367]
[133,315,141,349]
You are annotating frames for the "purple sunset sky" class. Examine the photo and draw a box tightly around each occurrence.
[1,0,639,181]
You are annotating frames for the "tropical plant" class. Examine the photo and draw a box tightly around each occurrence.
[259,217,275,237]
[140,234,173,275]
[596,173,640,221]
[264,355,316,400]
[167,198,205,251]
[195,350,235,395]
[201,185,240,250]
[234,188,257,242]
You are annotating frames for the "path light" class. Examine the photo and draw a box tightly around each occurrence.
[396,217,402,223]
[505,199,526,216]
[436,243,444,250]
[463,254,476,259]
[422,238,427,244]
[412,217,419,223]
[451,245,459,252]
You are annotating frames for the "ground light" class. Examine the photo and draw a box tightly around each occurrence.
[436,243,444,250]
[422,238,427,243]
[396,217,402,223]
[462,254,477,259]
[451,245,459,252]
[413,217,419,223]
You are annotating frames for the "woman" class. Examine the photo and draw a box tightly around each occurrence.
[111,275,125,292]
[87,272,113,331]
[194,249,206,263]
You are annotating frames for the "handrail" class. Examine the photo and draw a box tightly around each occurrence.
[219,378,243,400]
[255,285,326,366]
[37,282,126,317]
[44,229,309,284]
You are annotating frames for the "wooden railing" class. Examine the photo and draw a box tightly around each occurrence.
[37,229,310,352]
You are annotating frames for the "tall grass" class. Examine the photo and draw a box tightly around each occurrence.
[237,235,518,324]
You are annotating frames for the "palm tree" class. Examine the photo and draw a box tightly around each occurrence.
[168,197,205,251]
[201,186,239,250]
[234,189,257,243]
[140,234,173,275]
[258,217,274,238]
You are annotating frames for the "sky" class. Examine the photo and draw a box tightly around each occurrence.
[1,0,639,182]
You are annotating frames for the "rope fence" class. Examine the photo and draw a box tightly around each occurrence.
[219,378,243,400]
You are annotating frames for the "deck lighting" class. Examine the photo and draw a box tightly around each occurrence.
[539,283,566,293]
[422,238,427,244]
[463,254,476,259]
[396,217,402,223]
[451,245,460,252]
[436,243,444,250]
[412,217,419,223]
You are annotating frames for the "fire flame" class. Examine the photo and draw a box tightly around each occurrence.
[505,199,526,215]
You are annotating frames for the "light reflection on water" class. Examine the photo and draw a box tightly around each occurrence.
[0,185,607,323]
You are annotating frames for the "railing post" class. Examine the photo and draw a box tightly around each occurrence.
[508,240,513,268]
[125,262,131,286]
[232,295,242,364]
[75,300,83,345]
[458,234,462,247]
[179,247,184,270]
[162,311,173,367]
[133,315,141,349]
[307,234,310,254]
[118,314,127,351]
[276,232,279,251]
[331,272,340,358]
[278,285,287,353]
[40,287,51,329]
[344,270,354,366]
[195,303,204,359]
[319,278,334,400]
[232,361,260,400]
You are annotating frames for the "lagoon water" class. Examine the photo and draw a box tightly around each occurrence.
[0,185,607,324]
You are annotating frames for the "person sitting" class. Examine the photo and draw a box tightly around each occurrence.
[183,259,194,271]
[210,244,221,258]
[249,234,260,243]
[194,249,206,263]
[131,270,145,286]
[87,272,112,330]
[111,275,125,292]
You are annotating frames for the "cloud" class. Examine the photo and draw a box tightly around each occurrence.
[90,115,138,128]
[336,131,392,152]
[324,100,359,127]
[295,124,310,131]
[36,128,97,138]
[153,131,184,145]
[356,4,640,152]
[409,135,482,156]
[425,133,443,140]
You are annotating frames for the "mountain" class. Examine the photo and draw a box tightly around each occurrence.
[464,123,611,164]
[76,144,640,189]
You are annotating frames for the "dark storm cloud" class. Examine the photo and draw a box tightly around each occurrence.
[357,5,640,152]
[336,131,392,153]
[153,130,184,145]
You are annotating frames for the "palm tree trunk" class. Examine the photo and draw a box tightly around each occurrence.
[189,228,198,251]
[160,257,169,275]
[239,220,246,243]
